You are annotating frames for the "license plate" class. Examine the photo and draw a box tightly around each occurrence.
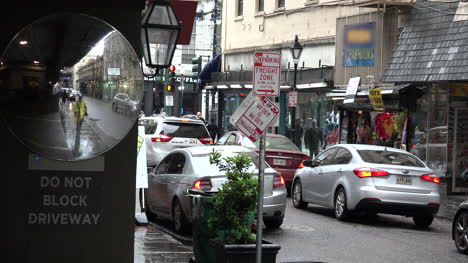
[273,159,286,166]
[396,176,412,185]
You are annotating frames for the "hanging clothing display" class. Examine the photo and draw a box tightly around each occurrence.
[375,112,394,139]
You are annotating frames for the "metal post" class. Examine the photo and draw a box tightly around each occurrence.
[290,62,298,145]
[256,133,266,263]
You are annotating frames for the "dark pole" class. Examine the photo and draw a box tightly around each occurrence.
[291,62,298,145]
[211,0,218,122]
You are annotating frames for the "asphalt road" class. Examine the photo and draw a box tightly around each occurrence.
[263,197,467,263]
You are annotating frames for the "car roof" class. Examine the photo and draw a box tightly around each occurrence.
[162,117,205,124]
[185,145,253,156]
[336,144,411,154]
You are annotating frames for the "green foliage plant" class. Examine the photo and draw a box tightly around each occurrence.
[208,149,258,244]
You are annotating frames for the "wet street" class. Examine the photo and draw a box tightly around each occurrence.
[140,197,468,263]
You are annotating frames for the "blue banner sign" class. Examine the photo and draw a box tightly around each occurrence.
[343,22,376,66]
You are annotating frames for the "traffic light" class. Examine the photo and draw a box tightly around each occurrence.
[191,56,202,78]
[168,65,176,85]
[166,84,173,92]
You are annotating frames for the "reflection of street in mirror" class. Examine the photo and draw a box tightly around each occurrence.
[0,13,143,161]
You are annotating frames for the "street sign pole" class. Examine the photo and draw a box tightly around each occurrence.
[256,133,266,263]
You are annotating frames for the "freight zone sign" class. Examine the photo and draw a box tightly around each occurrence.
[229,93,280,142]
[253,52,281,97]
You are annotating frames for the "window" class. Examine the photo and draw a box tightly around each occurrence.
[258,0,264,12]
[278,0,285,8]
[161,122,209,138]
[314,148,337,166]
[156,155,171,174]
[358,150,426,168]
[166,153,186,174]
[217,134,230,145]
[332,148,353,165]
[253,136,299,151]
[140,119,158,134]
[225,134,237,145]
[237,0,243,16]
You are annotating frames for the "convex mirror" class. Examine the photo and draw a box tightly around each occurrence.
[0,13,144,161]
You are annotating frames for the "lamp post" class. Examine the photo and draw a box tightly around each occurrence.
[141,0,181,115]
[141,0,181,76]
[290,35,303,147]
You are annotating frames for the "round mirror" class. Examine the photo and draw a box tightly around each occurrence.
[0,13,144,161]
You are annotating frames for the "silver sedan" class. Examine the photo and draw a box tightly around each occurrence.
[292,144,440,228]
[144,145,287,233]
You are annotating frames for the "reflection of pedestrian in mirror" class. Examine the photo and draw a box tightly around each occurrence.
[73,95,87,133]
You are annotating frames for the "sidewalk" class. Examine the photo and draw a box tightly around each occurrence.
[134,226,193,263]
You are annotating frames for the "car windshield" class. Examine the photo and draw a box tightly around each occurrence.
[358,150,426,167]
[245,136,299,151]
[192,151,269,174]
[161,122,209,138]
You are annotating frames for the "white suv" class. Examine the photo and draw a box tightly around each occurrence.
[139,116,212,167]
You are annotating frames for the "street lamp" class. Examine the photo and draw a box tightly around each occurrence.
[290,35,303,147]
[141,0,181,77]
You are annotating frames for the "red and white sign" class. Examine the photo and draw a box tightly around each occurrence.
[253,52,281,97]
[288,91,298,107]
[229,93,280,142]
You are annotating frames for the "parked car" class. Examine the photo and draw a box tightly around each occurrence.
[217,131,309,194]
[139,116,212,167]
[144,145,287,233]
[292,144,440,228]
[69,89,81,101]
[453,199,468,255]
[112,92,138,115]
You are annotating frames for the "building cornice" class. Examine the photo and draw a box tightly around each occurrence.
[223,36,335,55]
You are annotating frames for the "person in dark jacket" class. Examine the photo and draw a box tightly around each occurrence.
[305,119,323,158]
[207,119,219,141]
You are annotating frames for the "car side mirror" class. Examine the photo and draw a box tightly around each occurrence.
[303,160,313,168]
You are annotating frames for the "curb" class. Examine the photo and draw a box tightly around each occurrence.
[148,221,193,246]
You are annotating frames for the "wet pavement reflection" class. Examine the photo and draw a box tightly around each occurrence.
[134,226,192,263]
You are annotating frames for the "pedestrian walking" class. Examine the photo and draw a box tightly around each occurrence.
[207,119,219,142]
[196,112,206,125]
[305,119,323,158]
[73,95,87,133]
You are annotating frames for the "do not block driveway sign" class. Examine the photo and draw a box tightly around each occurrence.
[253,52,281,97]
[229,93,280,142]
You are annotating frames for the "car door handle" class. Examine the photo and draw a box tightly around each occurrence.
[318,172,323,176]
[337,169,343,174]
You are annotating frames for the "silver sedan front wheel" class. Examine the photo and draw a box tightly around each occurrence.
[292,180,308,209]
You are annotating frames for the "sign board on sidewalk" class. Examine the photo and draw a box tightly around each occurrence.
[107,67,121,76]
[229,92,280,142]
[368,88,384,111]
[344,77,360,104]
[288,91,298,107]
[253,52,281,97]
[136,126,148,189]
[165,95,174,106]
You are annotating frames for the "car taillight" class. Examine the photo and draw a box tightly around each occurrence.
[193,179,212,190]
[298,155,310,169]
[151,134,173,143]
[421,174,440,184]
[353,168,389,178]
[198,137,213,145]
[273,175,285,189]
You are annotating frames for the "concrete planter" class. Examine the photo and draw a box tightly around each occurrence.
[209,238,281,263]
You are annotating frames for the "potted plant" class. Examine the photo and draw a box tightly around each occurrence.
[207,149,281,263]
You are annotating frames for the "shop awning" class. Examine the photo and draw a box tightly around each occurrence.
[328,84,423,112]
[198,54,221,89]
